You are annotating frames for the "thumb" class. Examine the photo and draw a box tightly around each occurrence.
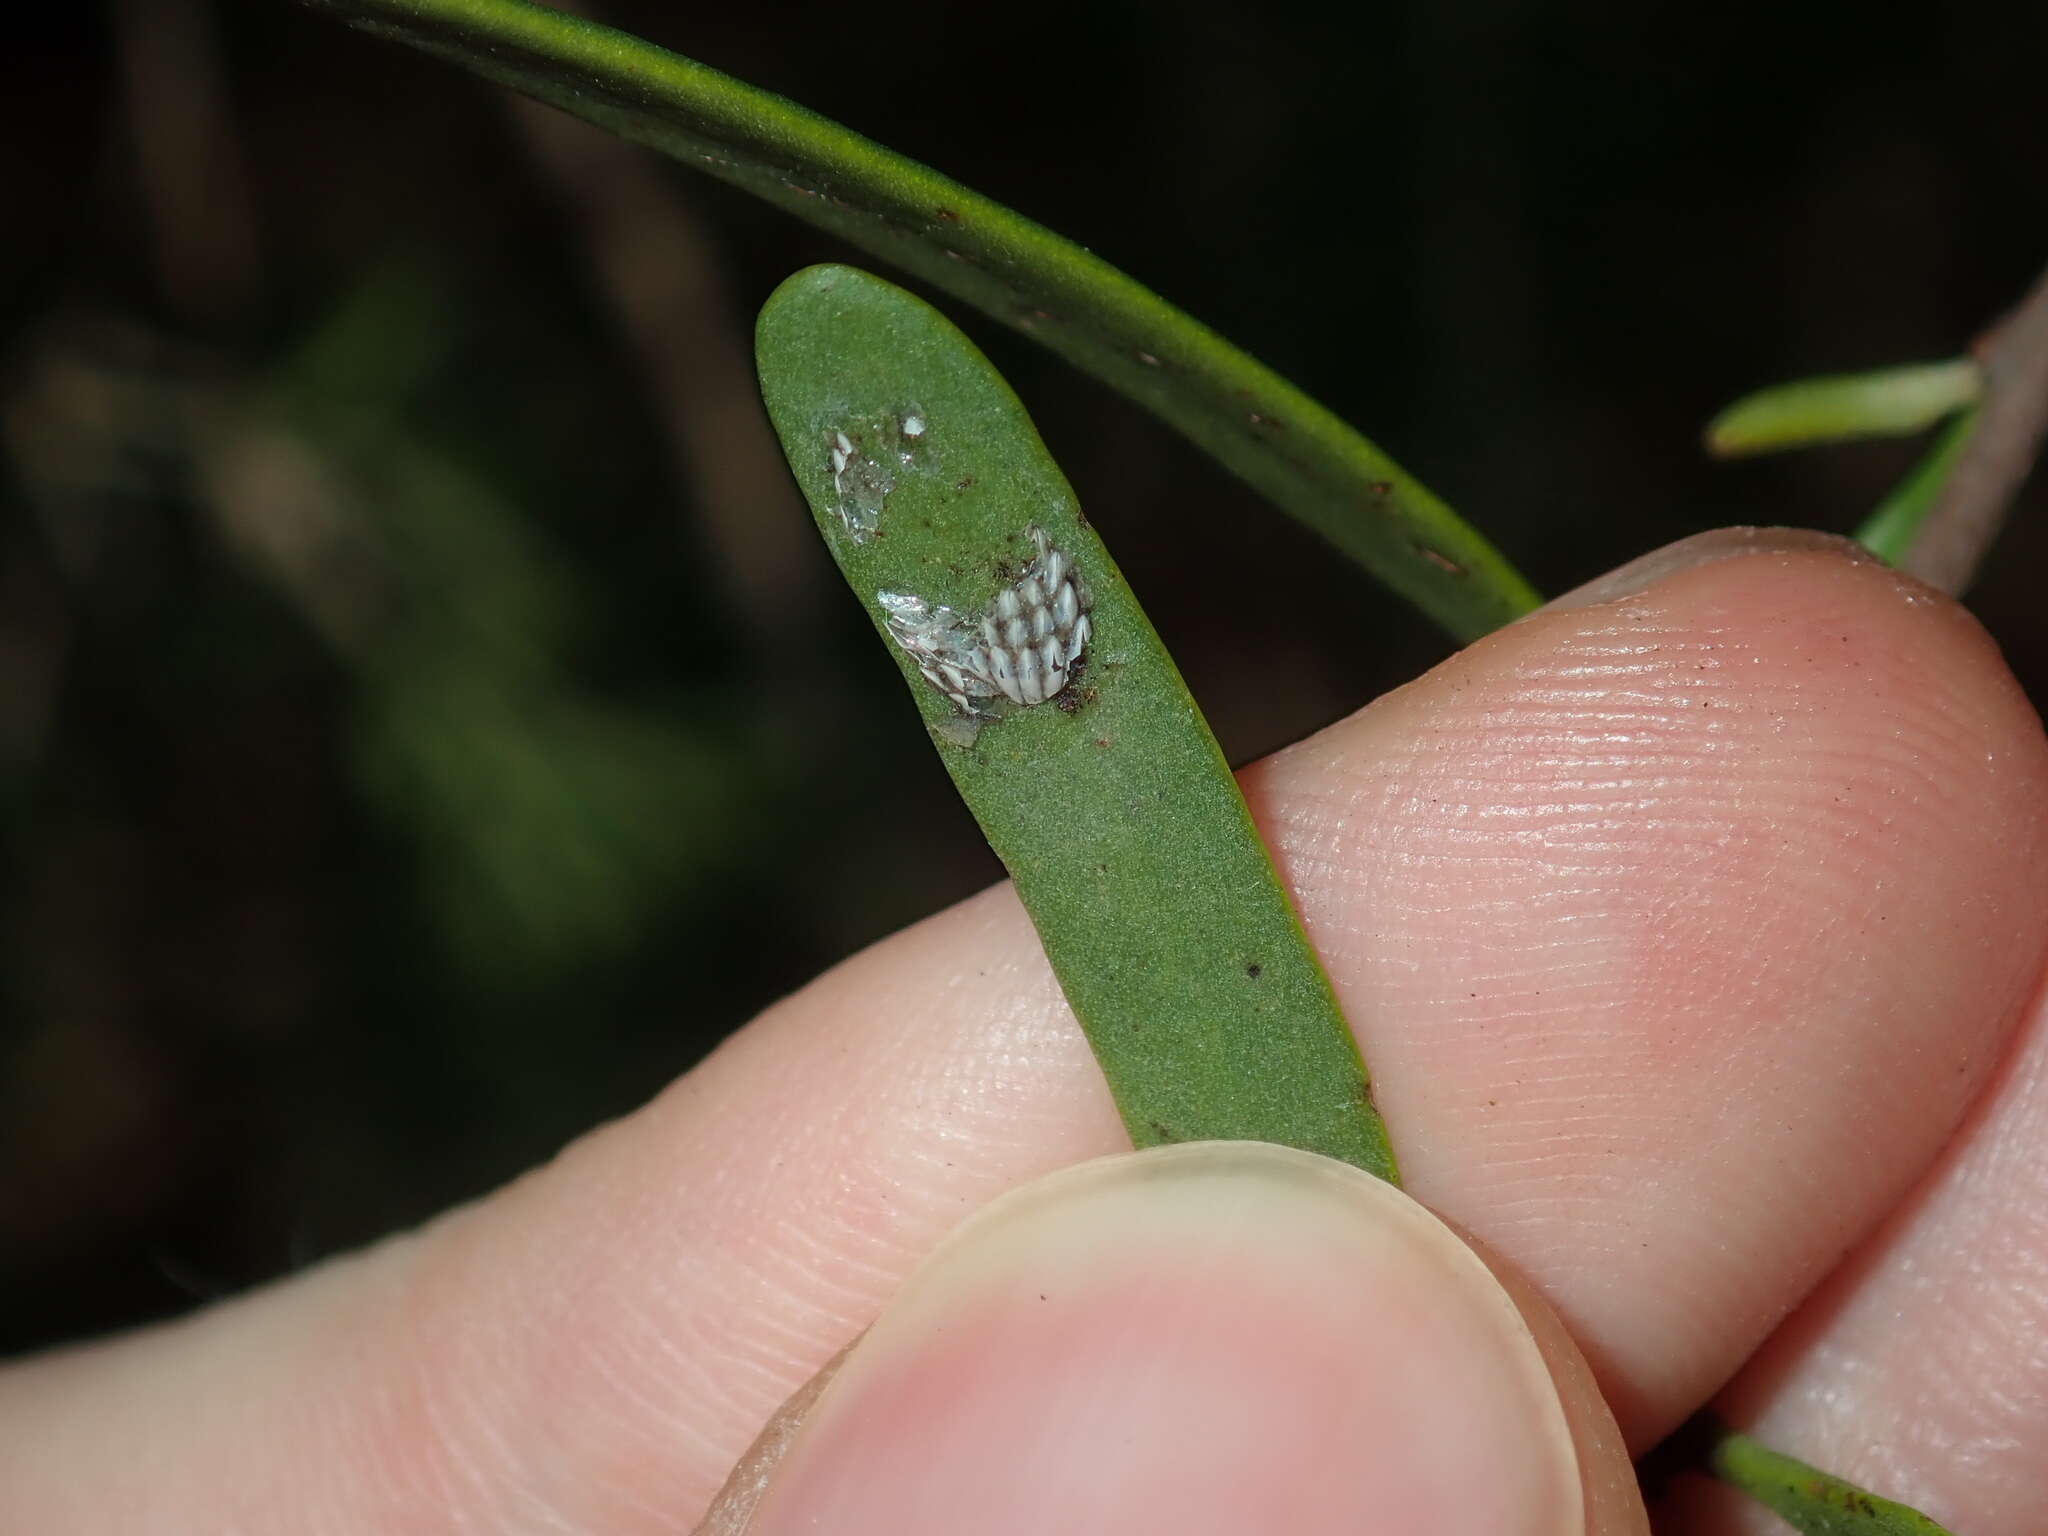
[698,1142,1646,1535]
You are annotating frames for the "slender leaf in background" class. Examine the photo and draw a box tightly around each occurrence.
[756,264,1396,1181]
[302,0,1540,643]
[1702,1421,1954,1536]
[1705,359,1981,457]
[1853,408,1980,568]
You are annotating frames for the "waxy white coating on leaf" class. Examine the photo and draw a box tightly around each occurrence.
[826,426,888,541]
[880,525,1093,715]
[825,411,930,541]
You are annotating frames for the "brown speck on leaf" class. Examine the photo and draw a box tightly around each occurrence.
[955,476,975,490]
[1368,481,1393,498]
[1093,735,1111,747]
[1417,546,1465,576]
[935,207,961,222]
[1245,963,1262,978]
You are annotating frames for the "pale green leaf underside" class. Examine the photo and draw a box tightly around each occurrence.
[756,265,1396,1181]
[304,0,1538,643]
[1706,360,1981,457]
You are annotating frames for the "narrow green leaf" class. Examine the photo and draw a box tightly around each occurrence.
[1853,407,1979,564]
[756,264,1396,1181]
[1706,359,1981,457]
[303,0,1539,642]
[1704,1423,1954,1536]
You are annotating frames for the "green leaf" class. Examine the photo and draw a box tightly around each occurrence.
[1704,1423,1954,1535]
[1706,360,1981,457]
[302,0,1539,643]
[1853,407,1979,564]
[756,264,1396,1181]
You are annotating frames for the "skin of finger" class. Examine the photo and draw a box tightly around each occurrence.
[1456,1223,1646,1536]
[705,1144,1641,1536]
[1654,975,2048,1535]
[1,538,2043,1532]
[1246,541,2048,1443]
[692,1153,1647,1536]
[698,1342,855,1536]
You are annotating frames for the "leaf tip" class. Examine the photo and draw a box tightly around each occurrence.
[1702,415,1747,459]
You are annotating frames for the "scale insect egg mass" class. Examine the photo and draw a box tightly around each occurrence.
[879,525,1093,716]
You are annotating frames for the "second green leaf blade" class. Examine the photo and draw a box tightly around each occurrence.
[305,0,1538,643]
[757,265,1396,1183]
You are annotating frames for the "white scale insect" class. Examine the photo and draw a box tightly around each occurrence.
[879,525,1093,714]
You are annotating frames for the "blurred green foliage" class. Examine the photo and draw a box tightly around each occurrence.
[286,266,750,987]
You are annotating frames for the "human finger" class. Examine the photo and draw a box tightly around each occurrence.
[698,1143,1646,1536]
[2,531,2042,1532]
[1653,972,2048,1533]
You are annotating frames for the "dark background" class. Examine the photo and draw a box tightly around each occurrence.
[4,0,2044,1355]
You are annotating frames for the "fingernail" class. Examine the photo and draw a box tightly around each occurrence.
[1534,526,1876,616]
[732,1142,1582,1536]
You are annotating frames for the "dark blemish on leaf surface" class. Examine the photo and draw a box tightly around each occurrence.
[935,207,961,222]
[1416,545,1465,576]
[1368,481,1393,498]
[1055,660,1092,703]
[1245,963,1262,978]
